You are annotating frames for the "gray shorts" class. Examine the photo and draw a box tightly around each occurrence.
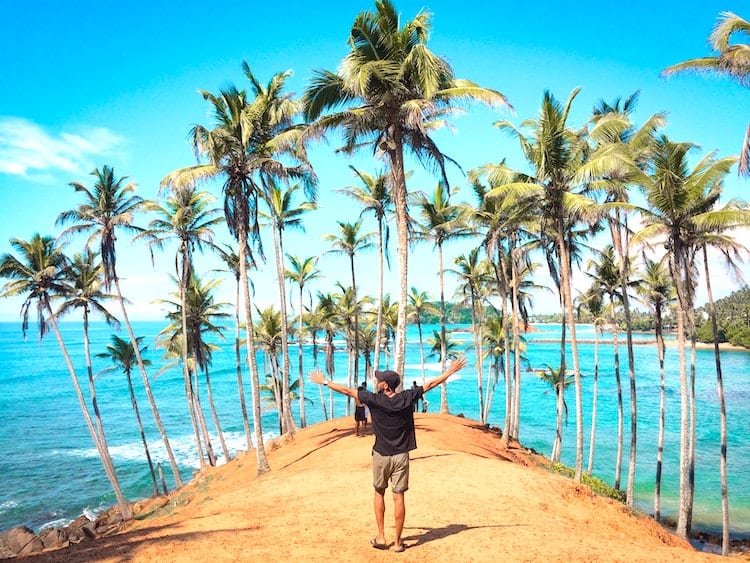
[372,450,410,494]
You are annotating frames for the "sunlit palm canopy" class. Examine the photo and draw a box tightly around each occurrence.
[302,0,512,188]
[663,11,750,175]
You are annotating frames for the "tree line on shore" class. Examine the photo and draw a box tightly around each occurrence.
[2,1,750,555]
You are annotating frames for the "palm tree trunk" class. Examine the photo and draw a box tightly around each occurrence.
[470,294,485,422]
[113,276,182,487]
[180,255,206,468]
[234,279,252,451]
[654,304,666,522]
[297,287,307,427]
[437,243,449,413]
[587,321,600,476]
[610,216,637,506]
[272,222,297,435]
[81,310,119,484]
[389,141,409,378]
[673,250,691,539]
[192,365,216,466]
[375,219,385,372]
[510,247,522,443]
[204,367,230,462]
[611,304,623,491]
[126,369,159,495]
[349,253,361,392]
[238,231,270,475]
[558,234,584,480]
[702,246,730,555]
[552,383,564,462]
[417,319,426,386]
[45,302,132,519]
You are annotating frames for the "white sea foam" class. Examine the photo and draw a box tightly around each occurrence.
[0,500,18,514]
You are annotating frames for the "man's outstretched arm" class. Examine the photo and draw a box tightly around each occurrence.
[309,368,359,400]
[423,356,467,394]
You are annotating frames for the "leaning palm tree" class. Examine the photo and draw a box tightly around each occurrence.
[285,254,321,428]
[338,166,393,370]
[303,0,511,377]
[56,249,122,495]
[413,182,473,409]
[663,11,750,175]
[97,335,160,496]
[163,63,315,474]
[140,184,223,468]
[263,180,316,435]
[0,234,133,519]
[57,165,182,487]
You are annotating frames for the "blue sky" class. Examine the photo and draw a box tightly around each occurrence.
[1,0,748,322]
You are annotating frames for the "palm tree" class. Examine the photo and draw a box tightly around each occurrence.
[303,0,511,378]
[163,63,314,474]
[97,335,160,495]
[158,274,232,465]
[0,234,133,519]
[636,257,673,522]
[285,254,321,427]
[214,243,255,451]
[57,165,182,487]
[56,249,122,496]
[254,306,284,434]
[585,245,625,490]
[663,11,750,175]
[490,89,605,480]
[324,220,374,390]
[577,286,605,476]
[338,166,393,370]
[264,180,317,435]
[450,248,492,422]
[315,292,340,417]
[632,136,739,538]
[141,185,223,467]
[469,168,538,442]
[536,364,575,463]
[590,93,665,506]
[414,182,473,409]
[407,287,438,386]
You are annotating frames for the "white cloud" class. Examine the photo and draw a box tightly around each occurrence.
[0,117,127,180]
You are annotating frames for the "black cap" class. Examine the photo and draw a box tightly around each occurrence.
[375,370,400,390]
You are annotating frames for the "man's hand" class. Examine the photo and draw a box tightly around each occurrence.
[309,368,326,385]
[448,356,467,373]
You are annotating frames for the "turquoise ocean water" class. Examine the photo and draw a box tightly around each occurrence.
[1,320,748,538]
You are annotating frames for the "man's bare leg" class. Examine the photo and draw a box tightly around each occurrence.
[374,489,387,544]
[393,492,405,548]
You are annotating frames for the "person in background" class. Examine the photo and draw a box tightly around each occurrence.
[354,384,366,436]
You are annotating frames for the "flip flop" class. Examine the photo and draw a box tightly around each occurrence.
[394,543,406,553]
[370,538,388,550]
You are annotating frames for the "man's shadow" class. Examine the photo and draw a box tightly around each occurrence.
[402,522,523,547]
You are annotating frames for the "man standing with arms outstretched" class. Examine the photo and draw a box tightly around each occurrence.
[310,356,467,553]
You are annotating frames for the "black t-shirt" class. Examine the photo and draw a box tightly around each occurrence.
[358,386,423,456]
